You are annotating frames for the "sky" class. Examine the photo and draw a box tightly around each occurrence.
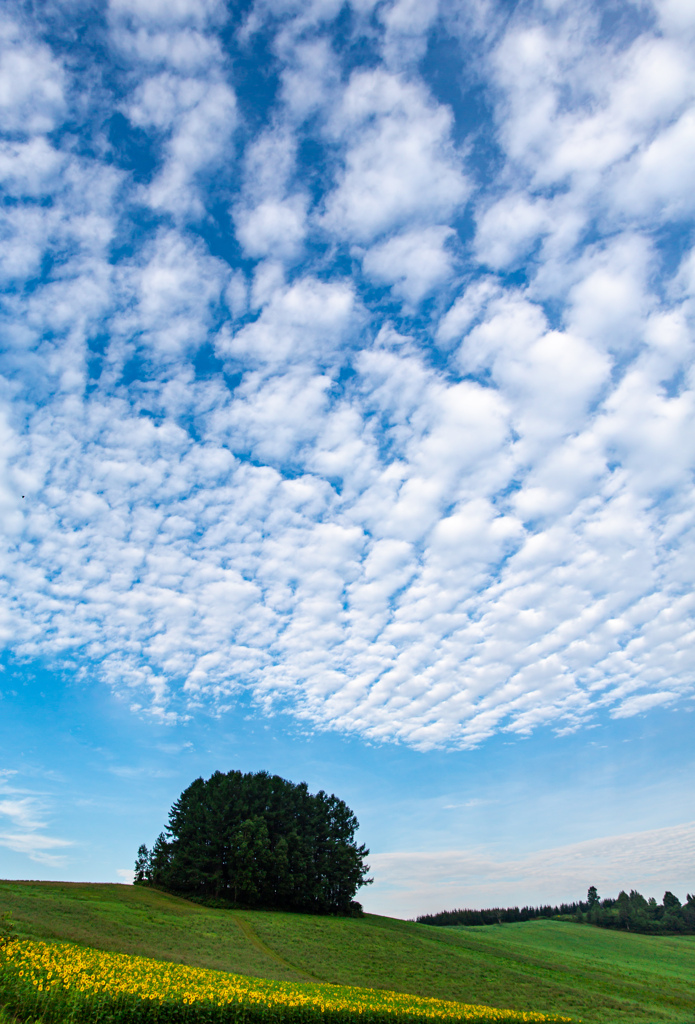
[0,0,694,920]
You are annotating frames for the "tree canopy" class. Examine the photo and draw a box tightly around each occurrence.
[134,770,372,915]
[585,887,695,933]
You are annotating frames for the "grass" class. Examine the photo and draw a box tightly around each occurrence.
[0,938,567,1024]
[0,882,298,981]
[1,881,694,1024]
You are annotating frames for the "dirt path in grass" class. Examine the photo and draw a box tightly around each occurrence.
[230,914,321,983]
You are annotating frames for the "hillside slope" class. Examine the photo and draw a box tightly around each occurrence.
[1,881,694,1024]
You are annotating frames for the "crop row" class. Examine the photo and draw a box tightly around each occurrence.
[0,938,572,1024]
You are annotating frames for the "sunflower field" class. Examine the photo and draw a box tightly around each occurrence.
[0,938,572,1024]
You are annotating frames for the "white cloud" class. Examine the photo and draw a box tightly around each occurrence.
[366,820,695,918]
[119,30,222,71]
[436,278,502,347]
[0,137,65,195]
[458,292,610,453]
[362,226,456,303]
[231,129,308,260]
[612,109,695,219]
[115,228,229,357]
[472,6,695,311]
[322,70,469,242]
[1,0,695,755]
[379,0,441,68]
[0,18,65,134]
[238,129,297,201]
[241,0,345,42]
[492,27,695,188]
[610,690,678,718]
[210,371,332,463]
[0,776,72,866]
[0,798,45,831]
[655,0,695,34]
[565,236,654,352]
[108,0,225,75]
[218,276,356,367]
[116,0,237,219]
[475,194,551,271]
[235,197,307,260]
[127,73,237,215]
[280,38,341,120]
[0,832,73,863]
[109,0,223,29]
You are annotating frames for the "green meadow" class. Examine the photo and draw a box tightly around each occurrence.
[1,880,694,1024]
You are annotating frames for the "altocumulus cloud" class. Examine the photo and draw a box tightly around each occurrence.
[1,0,694,748]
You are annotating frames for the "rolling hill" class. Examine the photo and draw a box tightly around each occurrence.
[1,880,694,1023]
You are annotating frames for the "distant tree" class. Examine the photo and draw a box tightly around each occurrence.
[134,844,150,884]
[416,902,585,927]
[616,890,631,929]
[417,887,695,935]
[662,891,685,932]
[663,891,681,910]
[585,885,600,924]
[683,894,695,929]
[627,889,649,931]
[135,770,371,915]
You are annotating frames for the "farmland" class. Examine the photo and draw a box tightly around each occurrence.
[1,881,694,1023]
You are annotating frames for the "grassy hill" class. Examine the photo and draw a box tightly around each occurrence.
[1,881,694,1024]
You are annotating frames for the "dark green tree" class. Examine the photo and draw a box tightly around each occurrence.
[628,889,649,930]
[134,844,150,884]
[417,888,695,934]
[149,832,172,887]
[662,890,685,931]
[586,885,600,924]
[616,890,631,929]
[683,893,695,929]
[135,770,371,914]
[663,890,682,910]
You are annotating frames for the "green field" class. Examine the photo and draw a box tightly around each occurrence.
[1,881,694,1024]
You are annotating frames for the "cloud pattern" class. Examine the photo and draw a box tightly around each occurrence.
[0,771,71,865]
[1,0,695,748]
[369,820,695,918]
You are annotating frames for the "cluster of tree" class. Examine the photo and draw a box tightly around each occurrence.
[416,902,584,927]
[134,770,372,915]
[580,885,695,933]
[417,886,695,934]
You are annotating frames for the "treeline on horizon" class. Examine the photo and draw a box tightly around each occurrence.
[417,886,695,934]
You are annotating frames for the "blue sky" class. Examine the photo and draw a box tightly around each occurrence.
[1,0,694,918]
